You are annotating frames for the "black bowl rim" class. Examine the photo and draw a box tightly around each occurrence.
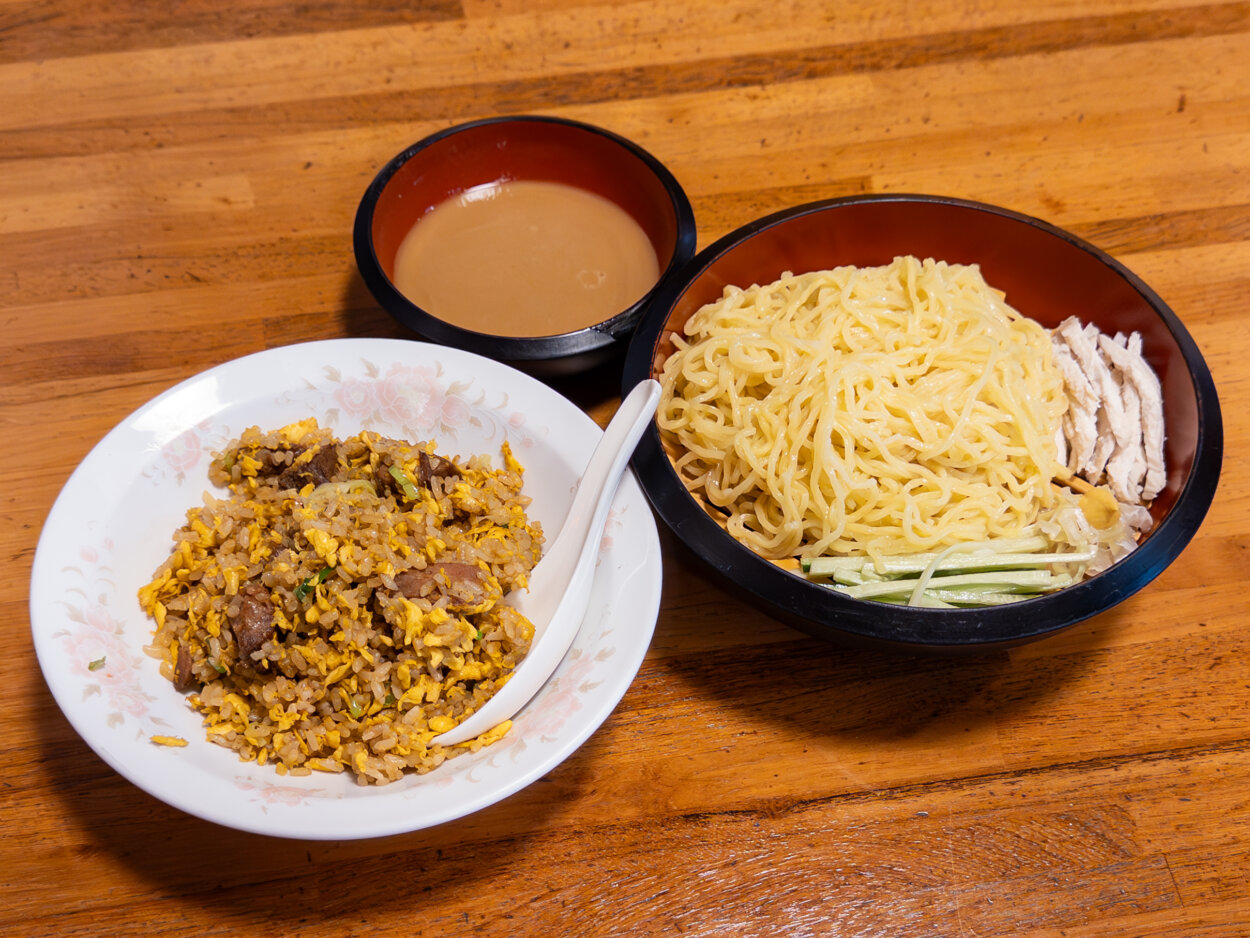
[622,192,1224,650]
[353,114,698,363]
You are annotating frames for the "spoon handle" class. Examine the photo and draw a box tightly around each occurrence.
[430,379,661,747]
[531,378,663,621]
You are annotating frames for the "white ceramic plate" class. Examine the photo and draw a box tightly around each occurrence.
[30,339,662,840]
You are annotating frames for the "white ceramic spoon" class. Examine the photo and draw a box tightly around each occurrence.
[431,378,662,747]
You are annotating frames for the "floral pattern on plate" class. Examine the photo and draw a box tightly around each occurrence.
[54,536,158,728]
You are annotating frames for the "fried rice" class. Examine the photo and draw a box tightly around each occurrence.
[138,418,543,784]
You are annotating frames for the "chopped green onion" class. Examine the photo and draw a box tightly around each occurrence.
[88,656,106,671]
[211,660,227,674]
[388,464,421,500]
[346,696,364,718]
[294,566,334,602]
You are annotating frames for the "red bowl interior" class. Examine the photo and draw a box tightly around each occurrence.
[651,198,1199,526]
[370,119,684,285]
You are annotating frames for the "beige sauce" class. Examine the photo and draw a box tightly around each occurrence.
[391,180,661,337]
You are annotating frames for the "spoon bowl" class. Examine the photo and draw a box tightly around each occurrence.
[432,379,662,746]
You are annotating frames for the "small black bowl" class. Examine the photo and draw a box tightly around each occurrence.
[354,115,697,377]
[622,193,1223,653]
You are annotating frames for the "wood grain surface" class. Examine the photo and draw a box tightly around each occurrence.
[3,1,1249,935]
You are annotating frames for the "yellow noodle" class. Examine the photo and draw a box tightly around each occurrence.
[657,256,1068,560]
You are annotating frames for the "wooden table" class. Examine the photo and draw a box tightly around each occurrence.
[4,2,1248,934]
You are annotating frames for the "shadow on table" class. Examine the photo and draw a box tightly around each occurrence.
[33,650,598,931]
[648,528,1128,750]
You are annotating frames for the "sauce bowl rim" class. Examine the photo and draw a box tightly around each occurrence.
[354,114,698,363]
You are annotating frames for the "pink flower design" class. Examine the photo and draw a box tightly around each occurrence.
[58,595,152,719]
[69,650,150,719]
[440,393,472,430]
[317,357,532,451]
[598,507,625,557]
[64,607,132,676]
[506,412,541,450]
[66,628,127,673]
[82,603,121,635]
[162,428,204,474]
[522,654,597,739]
[375,364,446,430]
[334,378,377,416]
[103,681,151,720]
[235,778,323,805]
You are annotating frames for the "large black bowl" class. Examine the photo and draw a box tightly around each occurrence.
[622,194,1223,653]
[354,115,696,378]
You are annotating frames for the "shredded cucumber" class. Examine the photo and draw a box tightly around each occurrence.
[836,569,1071,600]
[801,543,1093,578]
[800,535,1092,607]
